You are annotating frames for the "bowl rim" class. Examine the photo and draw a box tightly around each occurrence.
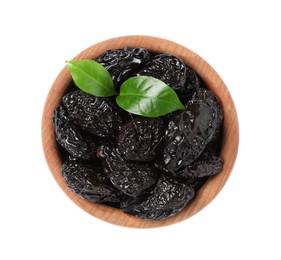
[41,35,239,228]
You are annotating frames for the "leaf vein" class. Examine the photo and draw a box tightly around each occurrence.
[120,93,183,107]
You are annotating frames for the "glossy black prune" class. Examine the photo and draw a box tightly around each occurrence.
[156,89,223,175]
[117,117,165,162]
[62,159,120,203]
[193,88,224,116]
[96,47,150,87]
[52,105,96,160]
[96,144,157,197]
[135,54,199,98]
[62,90,123,137]
[185,66,200,92]
[195,88,224,154]
[176,152,223,178]
[122,175,195,220]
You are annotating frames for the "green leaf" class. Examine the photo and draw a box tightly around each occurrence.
[116,76,185,117]
[65,60,117,97]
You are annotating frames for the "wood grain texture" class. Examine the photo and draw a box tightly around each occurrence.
[41,35,239,228]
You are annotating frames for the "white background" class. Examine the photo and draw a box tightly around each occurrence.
[1,0,280,259]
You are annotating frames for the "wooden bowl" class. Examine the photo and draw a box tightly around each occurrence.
[41,35,239,228]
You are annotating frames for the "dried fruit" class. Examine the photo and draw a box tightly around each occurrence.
[185,66,200,92]
[96,144,157,197]
[135,54,199,98]
[117,117,165,162]
[97,47,150,87]
[174,152,223,178]
[52,105,96,160]
[121,175,195,220]
[62,159,119,203]
[156,88,223,175]
[194,88,224,154]
[62,90,123,137]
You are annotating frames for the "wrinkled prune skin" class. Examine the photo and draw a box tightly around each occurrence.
[185,66,200,92]
[195,88,224,154]
[52,105,96,160]
[117,117,165,162]
[156,89,223,175]
[135,54,199,98]
[193,88,223,117]
[185,176,209,192]
[176,152,223,178]
[96,47,150,87]
[189,89,223,134]
[122,175,195,220]
[62,90,123,137]
[96,144,157,197]
[62,159,120,203]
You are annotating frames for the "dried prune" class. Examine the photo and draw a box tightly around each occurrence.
[62,90,123,137]
[52,105,96,160]
[96,47,150,87]
[96,144,157,197]
[135,54,199,98]
[117,117,165,162]
[121,175,195,220]
[174,152,223,178]
[185,66,200,92]
[62,159,120,203]
[193,88,223,117]
[156,89,223,175]
[194,88,224,154]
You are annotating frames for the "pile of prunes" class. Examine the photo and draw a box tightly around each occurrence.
[52,47,224,220]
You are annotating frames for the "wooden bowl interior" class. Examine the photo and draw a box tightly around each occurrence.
[41,36,239,228]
